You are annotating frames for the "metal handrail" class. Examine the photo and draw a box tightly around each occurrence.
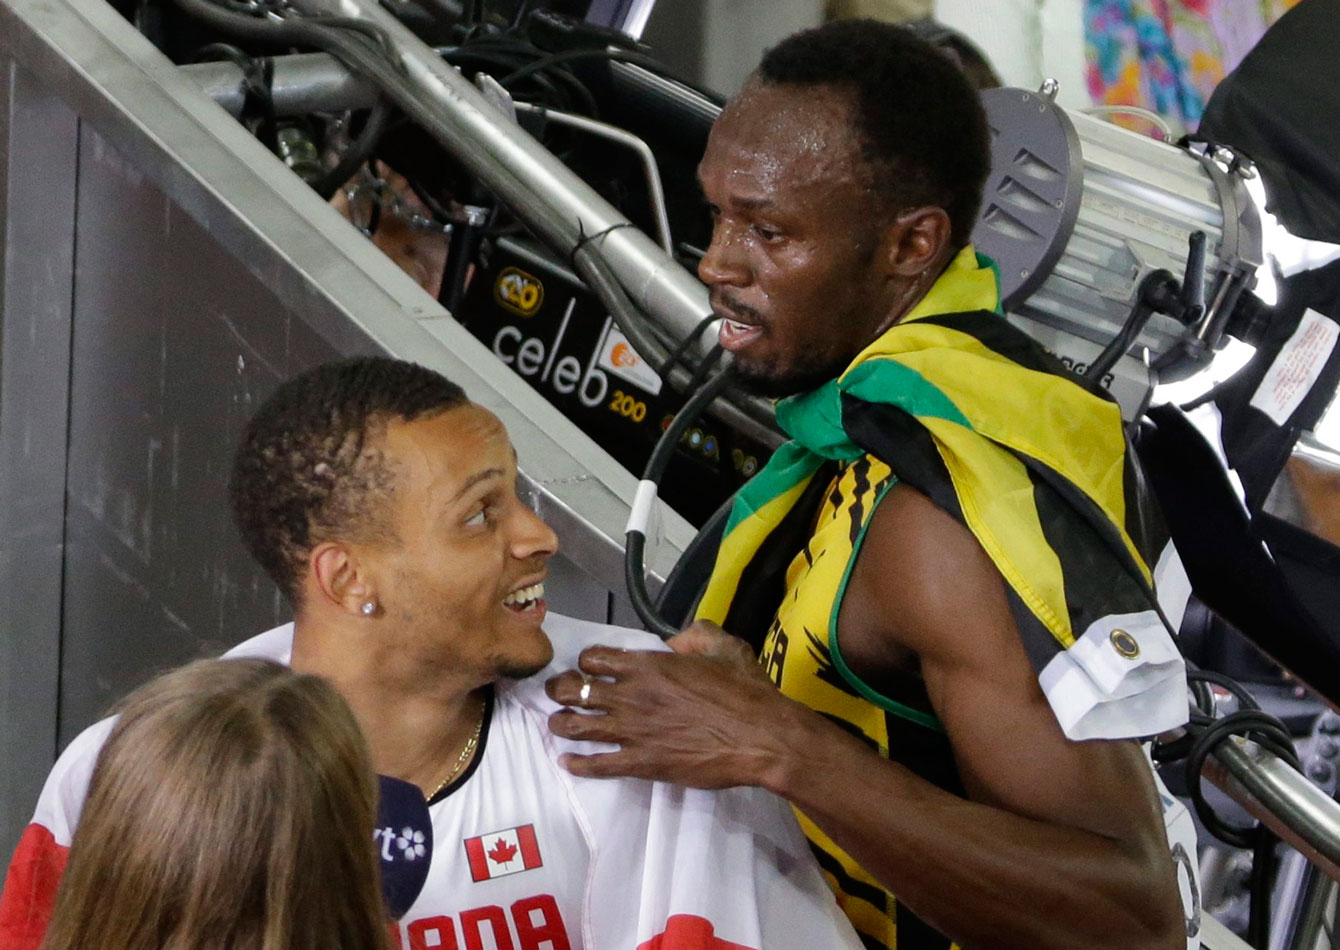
[1207,736,1340,882]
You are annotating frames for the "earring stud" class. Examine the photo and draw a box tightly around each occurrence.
[360,601,376,616]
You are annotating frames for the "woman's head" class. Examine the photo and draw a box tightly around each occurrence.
[43,658,389,950]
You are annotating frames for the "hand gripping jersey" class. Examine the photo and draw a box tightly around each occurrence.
[1,613,862,950]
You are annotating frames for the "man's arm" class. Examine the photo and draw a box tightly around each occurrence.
[547,484,1184,950]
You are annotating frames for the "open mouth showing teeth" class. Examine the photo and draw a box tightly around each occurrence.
[502,582,545,611]
[718,317,764,351]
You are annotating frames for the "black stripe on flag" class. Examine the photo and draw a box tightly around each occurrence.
[1011,447,1162,616]
[723,462,840,652]
[910,310,1081,384]
[1025,461,1162,637]
[1120,437,1172,570]
[840,398,964,524]
[1004,584,1065,675]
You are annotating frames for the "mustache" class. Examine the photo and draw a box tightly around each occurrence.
[710,293,764,325]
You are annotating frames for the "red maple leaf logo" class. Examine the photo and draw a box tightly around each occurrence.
[487,838,518,864]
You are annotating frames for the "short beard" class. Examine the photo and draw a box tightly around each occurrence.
[734,354,849,399]
[491,637,554,681]
[495,658,550,681]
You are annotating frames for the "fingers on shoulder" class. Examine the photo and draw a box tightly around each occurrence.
[578,643,669,677]
[548,708,621,744]
[559,751,649,780]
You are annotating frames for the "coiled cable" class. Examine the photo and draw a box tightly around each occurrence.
[1155,667,1302,947]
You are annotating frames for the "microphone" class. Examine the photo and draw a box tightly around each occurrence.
[374,774,434,918]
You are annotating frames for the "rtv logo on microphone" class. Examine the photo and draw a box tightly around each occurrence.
[376,825,428,863]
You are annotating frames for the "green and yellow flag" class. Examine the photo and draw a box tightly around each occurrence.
[699,246,1187,741]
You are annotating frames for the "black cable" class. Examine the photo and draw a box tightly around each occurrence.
[439,35,602,116]
[685,344,724,393]
[403,174,455,224]
[168,0,433,218]
[625,366,738,639]
[414,0,465,30]
[168,0,401,81]
[537,63,599,118]
[1188,669,1261,711]
[641,366,738,510]
[306,14,400,60]
[188,40,249,63]
[499,45,723,105]
[171,0,302,44]
[656,313,718,380]
[1189,677,1217,720]
[253,55,278,152]
[1150,664,1301,945]
[438,39,534,60]
[654,493,734,628]
[312,97,394,200]
[438,204,495,314]
[1184,708,1300,848]
[1177,700,1297,947]
[498,47,637,87]
[440,49,569,109]
[507,0,531,31]
[569,229,676,372]
[1249,832,1275,949]
[623,534,672,638]
[190,44,278,151]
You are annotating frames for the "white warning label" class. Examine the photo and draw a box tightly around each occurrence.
[1249,308,1339,426]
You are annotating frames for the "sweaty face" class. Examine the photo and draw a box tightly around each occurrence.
[699,81,895,397]
[367,405,559,681]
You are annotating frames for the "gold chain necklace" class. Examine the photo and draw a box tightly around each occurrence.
[426,699,485,801]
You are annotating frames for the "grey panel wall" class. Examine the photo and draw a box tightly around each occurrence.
[57,128,343,739]
[0,60,79,864]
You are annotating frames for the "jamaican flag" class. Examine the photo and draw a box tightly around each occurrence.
[698,247,1190,740]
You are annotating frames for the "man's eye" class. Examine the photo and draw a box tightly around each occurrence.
[754,225,782,242]
[464,509,487,527]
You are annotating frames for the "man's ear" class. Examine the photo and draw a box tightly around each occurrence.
[308,541,379,617]
[881,206,955,278]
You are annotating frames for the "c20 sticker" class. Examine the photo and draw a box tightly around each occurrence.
[495,267,544,317]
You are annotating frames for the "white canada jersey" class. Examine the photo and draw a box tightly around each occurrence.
[388,685,591,948]
[231,624,593,948]
[4,614,863,950]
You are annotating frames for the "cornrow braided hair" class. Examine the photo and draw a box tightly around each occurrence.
[758,19,991,247]
[229,356,468,603]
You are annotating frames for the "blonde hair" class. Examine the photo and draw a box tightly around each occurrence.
[42,658,391,950]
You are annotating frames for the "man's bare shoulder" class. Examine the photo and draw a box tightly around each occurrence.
[838,484,1169,852]
[840,481,1021,679]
